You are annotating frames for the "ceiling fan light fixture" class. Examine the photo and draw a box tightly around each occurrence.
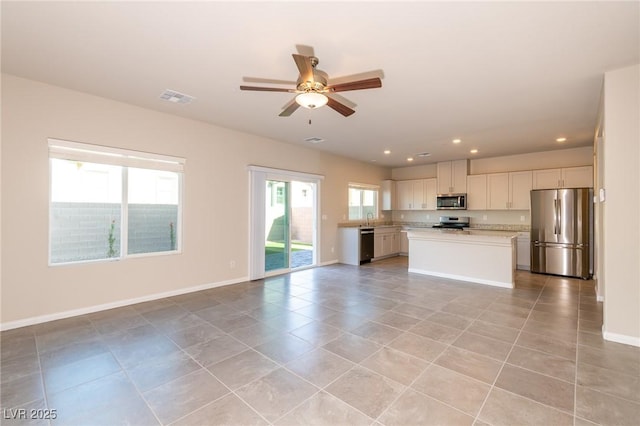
[296,92,328,109]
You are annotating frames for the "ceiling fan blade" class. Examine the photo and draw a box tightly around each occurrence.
[279,99,300,117]
[327,96,355,117]
[295,44,315,57]
[242,76,297,85]
[328,93,357,109]
[240,85,294,93]
[327,77,382,93]
[292,54,314,84]
[329,69,384,86]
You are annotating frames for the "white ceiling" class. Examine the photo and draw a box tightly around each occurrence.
[2,1,638,167]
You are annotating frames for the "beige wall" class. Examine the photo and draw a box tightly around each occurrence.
[0,74,387,327]
[469,147,593,175]
[601,64,640,345]
[390,146,593,180]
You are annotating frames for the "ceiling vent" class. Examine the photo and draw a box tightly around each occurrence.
[417,152,431,157]
[304,137,324,144]
[159,89,195,104]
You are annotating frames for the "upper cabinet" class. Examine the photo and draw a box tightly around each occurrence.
[423,179,437,210]
[466,174,487,210]
[437,160,469,194]
[487,171,532,210]
[532,166,593,189]
[381,179,396,210]
[396,178,437,210]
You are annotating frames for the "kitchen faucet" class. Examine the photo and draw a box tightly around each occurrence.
[366,212,374,226]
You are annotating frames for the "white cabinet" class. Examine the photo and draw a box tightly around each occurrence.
[399,230,409,255]
[487,171,532,210]
[510,171,533,209]
[374,227,401,259]
[338,227,360,266]
[395,179,437,210]
[532,166,593,189]
[423,178,437,210]
[381,180,395,210]
[562,166,593,188]
[374,234,384,258]
[437,160,469,194]
[466,175,487,210]
[516,232,530,271]
[396,180,413,210]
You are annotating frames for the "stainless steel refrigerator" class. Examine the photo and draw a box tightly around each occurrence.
[530,188,593,279]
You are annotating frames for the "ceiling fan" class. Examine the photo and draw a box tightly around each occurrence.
[240,53,382,117]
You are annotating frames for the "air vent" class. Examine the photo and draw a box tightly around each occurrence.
[159,89,195,104]
[417,152,431,157]
[304,137,324,144]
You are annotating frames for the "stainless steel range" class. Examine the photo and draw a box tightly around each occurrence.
[432,216,470,230]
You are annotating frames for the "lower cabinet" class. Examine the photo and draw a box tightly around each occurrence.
[399,230,409,255]
[517,232,531,270]
[374,227,401,259]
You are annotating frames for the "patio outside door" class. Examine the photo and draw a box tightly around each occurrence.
[264,180,315,275]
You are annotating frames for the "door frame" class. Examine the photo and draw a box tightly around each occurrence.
[248,165,323,280]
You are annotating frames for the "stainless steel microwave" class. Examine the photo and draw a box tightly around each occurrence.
[436,193,467,210]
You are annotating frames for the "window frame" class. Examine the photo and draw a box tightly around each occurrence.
[348,182,380,221]
[48,139,185,266]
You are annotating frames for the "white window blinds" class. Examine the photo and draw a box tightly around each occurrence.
[48,139,185,173]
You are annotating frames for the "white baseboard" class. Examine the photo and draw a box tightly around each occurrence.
[0,276,249,331]
[603,329,640,347]
[320,259,339,266]
[408,268,513,289]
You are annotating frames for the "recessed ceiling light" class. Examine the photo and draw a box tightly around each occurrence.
[383,150,391,155]
[407,157,414,162]
[452,139,462,144]
[556,137,567,142]
[470,149,478,154]
[417,152,431,157]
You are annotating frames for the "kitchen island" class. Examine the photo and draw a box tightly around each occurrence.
[407,228,518,288]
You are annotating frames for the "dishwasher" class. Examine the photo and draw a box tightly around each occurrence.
[359,228,374,264]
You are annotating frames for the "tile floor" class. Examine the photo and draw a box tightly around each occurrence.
[1,257,639,425]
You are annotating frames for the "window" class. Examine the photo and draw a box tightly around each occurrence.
[49,139,184,265]
[348,183,379,221]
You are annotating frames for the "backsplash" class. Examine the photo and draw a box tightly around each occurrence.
[390,209,530,231]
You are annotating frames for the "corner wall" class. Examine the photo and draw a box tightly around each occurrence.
[0,74,388,327]
[601,64,640,346]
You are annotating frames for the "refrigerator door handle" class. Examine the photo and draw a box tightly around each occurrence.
[552,199,556,234]
[557,198,562,236]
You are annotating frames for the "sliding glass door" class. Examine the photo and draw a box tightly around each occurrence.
[250,167,321,280]
[265,180,290,272]
[264,179,316,274]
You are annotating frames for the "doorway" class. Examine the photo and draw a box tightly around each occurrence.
[264,180,315,274]
[249,167,323,280]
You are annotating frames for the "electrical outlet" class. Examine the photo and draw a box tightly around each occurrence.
[483,215,488,221]
[322,214,327,220]
[229,260,236,269]
[426,214,430,220]
[520,215,525,221]
[331,247,334,253]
